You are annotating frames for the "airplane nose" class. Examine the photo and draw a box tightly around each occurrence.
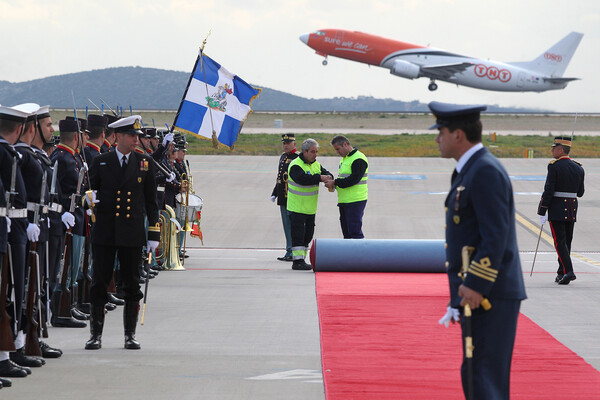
[299,33,309,45]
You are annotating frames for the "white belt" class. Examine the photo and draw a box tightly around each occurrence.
[554,192,577,198]
[27,202,49,214]
[48,203,63,213]
[0,207,5,217]
[7,209,27,218]
[157,187,165,192]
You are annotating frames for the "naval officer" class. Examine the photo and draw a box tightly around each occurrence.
[86,115,160,350]
[430,101,526,400]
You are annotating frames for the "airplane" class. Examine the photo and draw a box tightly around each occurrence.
[299,29,583,92]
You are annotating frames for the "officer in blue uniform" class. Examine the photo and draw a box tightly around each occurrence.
[537,136,584,285]
[430,101,526,400]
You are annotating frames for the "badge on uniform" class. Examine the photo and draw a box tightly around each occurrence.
[138,177,142,183]
[140,160,148,171]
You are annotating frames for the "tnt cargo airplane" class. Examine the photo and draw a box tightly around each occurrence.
[299,29,583,92]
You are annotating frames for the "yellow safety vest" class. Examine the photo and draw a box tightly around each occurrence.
[337,150,368,204]
[287,157,322,215]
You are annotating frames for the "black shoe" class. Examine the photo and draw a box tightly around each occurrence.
[124,334,141,350]
[85,336,102,350]
[71,307,90,321]
[555,274,564,283]
[108,293,125,306]
[277,255,293,262]
[292,260,312,270]
[0,360,28,378]
[0,377,11,387]
[105,303,117,312]
[77,303,91,314]
[558,272,576,285]
[40,342,62,358]
[51,315,87,328]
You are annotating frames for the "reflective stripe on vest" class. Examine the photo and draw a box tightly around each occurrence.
[287,157,321,215]
[337,150,368,204]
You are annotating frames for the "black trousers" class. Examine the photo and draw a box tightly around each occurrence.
[90,244,143,306]
[461,299,521,400]
[338,200,367,239]
[289,212,315,259]
[48,233,64,297]
[549,220,575,275]
[9,241,26,332]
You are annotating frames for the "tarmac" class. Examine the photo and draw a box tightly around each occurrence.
[6,154,600,399]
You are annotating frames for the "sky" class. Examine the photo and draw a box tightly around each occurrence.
[0,0,599,112]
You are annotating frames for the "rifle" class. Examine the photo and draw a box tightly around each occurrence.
[80,214,92,305]
[140,251,152,326]
[25,171,47,356]
[57,168,85,318]
[0,250,16,351]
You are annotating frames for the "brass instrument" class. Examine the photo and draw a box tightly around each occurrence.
[156,206,185,271]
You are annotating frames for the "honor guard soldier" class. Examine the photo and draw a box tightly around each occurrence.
[49,118,87,328]
[430,101,526,400]
[84,114,108,163]
[0,105,36,378]
[287,138,333,270]
[86,115,160,350]
[101,114,119,153]
[537,136,585,285]
[271,134,299,261]
[161,140,182,210]
[325,135,369,239]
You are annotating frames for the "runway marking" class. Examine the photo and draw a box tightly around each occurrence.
[370,174,425,180]
[185,268,272,271]
[509,175,546,181]
[515,211,600,270]
[246,369,322,383]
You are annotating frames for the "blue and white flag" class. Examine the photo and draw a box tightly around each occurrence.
[173,52,261,148]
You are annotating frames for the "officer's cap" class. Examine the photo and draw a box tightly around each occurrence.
[108,115,144,135]
[427,101,487,130]
[552,136,572,147]
[105,114,119,126]
[65,116,88,132]
[281,133,295,142]
[58,119,80,132]
[36,105,51,120]
[13,103,40,122]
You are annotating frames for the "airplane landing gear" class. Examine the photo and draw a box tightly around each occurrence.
[428,81,438,91]
[322,59,328,66]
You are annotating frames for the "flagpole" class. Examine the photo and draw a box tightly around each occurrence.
[198,30,219,148]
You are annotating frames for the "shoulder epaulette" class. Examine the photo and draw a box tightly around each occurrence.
[572,159,582,166]
[548,159,557,165]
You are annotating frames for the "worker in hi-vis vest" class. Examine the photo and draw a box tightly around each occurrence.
[286,138,334,270]
[325,135,368,239]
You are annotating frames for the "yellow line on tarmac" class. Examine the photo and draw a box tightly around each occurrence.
[515,211,600,268]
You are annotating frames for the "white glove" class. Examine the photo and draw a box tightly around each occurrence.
[270,196,276,202]
[162,132,174,146]
[86,209,92,216]
[84,190,99,206]
[438,306,460,327]
[5,217,10,233]
[147,240,159,253]
[166,171,176,183]
[83,162,89,172]
[539,215,547,225]
[27,223,40,242]
[61,212,75,228]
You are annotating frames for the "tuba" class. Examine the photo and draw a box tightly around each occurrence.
[156,205,185,271]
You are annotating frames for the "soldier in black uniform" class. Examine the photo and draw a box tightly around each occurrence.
[100,114,119,153]
[270,134,299,261]
[85,115,160,350]
[84,114,108,164]
[0,105,33,378]
[537,136,585,285]
[430,101,526,400]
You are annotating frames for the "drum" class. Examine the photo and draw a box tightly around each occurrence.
[175,193,203,222]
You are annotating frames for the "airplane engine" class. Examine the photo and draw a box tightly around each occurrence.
[390,60,420,79]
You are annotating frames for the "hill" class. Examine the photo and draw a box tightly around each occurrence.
[0,66,530,112]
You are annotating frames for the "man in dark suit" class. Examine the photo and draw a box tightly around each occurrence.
[537,136,585,285]
[430,101,526,400]
[85,115,160,350]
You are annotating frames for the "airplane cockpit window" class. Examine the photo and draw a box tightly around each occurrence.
[315,31,325,36]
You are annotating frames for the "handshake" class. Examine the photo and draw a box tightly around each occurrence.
[322,175,335,191]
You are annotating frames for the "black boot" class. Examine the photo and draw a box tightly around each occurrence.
[85,305,105,350]
[292,259,312,270]
[108,293,125,306]
[40,341,62,358]
[0,360,28,378]
[123,301,141,350]
[9,348,43,368]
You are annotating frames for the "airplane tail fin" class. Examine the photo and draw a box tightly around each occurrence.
[512,32,583,77]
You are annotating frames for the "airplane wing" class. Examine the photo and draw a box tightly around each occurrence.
[543,77,580,83]
[419,62,474,79]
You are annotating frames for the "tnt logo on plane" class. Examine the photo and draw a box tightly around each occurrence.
[475,64,511,83]
[544,52,563,62]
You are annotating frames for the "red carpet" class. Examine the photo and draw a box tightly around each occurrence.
[315,272,600,399]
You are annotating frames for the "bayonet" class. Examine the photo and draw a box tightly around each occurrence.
[6,156,18,210]
[34,171,47,227]
[69,168,86,213]
[49,161,58,199]
[87,98,102,112]
[99,98,118,117]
